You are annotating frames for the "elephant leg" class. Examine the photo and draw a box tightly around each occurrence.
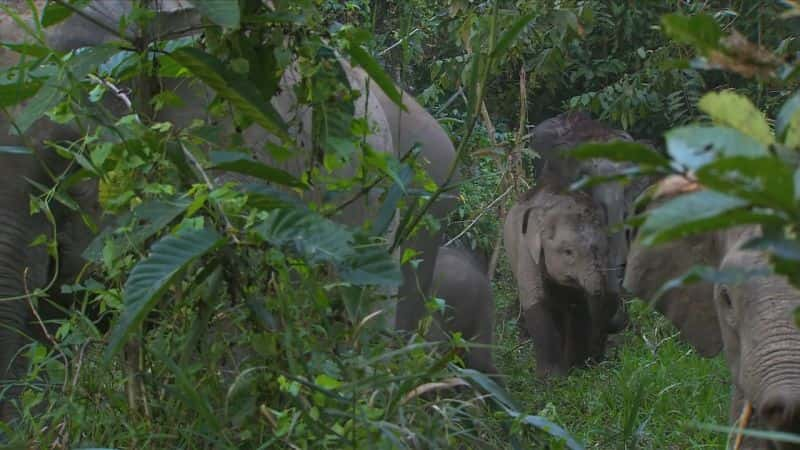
[396,228,441,332]
[562,300,592,369]
[523,302,567,378]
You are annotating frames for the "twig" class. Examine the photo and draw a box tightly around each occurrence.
[434,87,464,116]
[88,74,132,110]
[23,267,56,345]
[733,401,752,450]
[401,377,469,404]
[180,143,240,244]
[379,28,419,56]
[445,184,513,247]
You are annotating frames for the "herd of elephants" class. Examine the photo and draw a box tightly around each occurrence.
[1,1,800,448]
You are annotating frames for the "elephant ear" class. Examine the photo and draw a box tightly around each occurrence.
[656,283,723,357]
[521,207,543,265]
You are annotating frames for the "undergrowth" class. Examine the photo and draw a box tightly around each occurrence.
[489,254,730,449]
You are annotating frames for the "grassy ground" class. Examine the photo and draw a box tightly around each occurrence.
[490,255,731,449]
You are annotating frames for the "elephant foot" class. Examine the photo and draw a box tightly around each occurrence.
[535,362,569,379]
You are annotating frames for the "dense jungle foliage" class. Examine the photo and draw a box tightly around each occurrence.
[2,0,800,448]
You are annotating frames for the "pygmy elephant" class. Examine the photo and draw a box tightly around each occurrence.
[503,177,618,378]
[428,246,497,376]
[623,175,800,450]
[530,111,639,332]
[0,1,457,421]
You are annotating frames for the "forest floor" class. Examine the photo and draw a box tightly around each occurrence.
[488,254,731,449]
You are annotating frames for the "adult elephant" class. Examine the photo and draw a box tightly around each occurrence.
[623,175,800,450]
[0,1,457,420]
[529,111,648,332]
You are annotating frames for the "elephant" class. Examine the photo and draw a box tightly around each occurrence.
[0,1,458,421]
[503,174,618,378]
[623,175,800,449]
[428,246,497,377]
[529,111,645,333]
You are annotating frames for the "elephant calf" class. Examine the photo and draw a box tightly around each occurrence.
[503,178,618,378]
[428,246,498,376]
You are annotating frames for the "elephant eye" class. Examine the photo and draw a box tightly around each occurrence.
[563,248,574,256]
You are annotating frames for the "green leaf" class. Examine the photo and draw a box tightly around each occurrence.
[568,141,670,167]
[491,13,536,58]
[105,227,225,359]
[169,47,290,141]
[638,190,774,246]
[661,14,722,53]
[653,265,770,303]
[665,126,768,171]
[696,156,796,212]
[255,208,401,286]
[82,198,192,262]
[13,45,119,133]
[346,45,404,109]
[776,91,800,146]
[0,145,32,155]
[0,42,49,58]
[698,91,774,145]
[209,151,306,189]
[151,349,223,432]
[41,0,89,27]
[238,183,302,211]
[186,0,240,28]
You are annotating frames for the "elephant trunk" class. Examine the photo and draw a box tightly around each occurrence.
[583,270,615,360]
[741,292,800,446]
[0,192,52,420]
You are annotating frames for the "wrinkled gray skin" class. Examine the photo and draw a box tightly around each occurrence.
[503,179,616,378]
[529,111,641,333]
[0,2,457,421]
[622,195,723,358]
[428,246,497,376]
[625,197,800,449]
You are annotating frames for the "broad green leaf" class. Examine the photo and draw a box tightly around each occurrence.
[209,151,306,189]
[698,91,773,145]
[653,264,770,302]
[340,245,402,287]
[744,237,800,261]
[777,91,800,146]
[255,208,353,265]
[568,141,670,167]
[0,145,32,154]
[82,198,192,261]
[13,45,119,133]
[638,190,774,246]
[105,227,225,359]
[491,13,536,57]
[186,0,240,28]
[665,126,768,171]
[41,0,89,27]
[169,47,290,141]
[696,156,796,212]
[239,183,302,211]
[255,208,401,286]
[661,14,722,53]
[347,45,404,109]
[0,42,49,58]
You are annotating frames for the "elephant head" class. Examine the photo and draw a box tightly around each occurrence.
[716,228,800,450]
